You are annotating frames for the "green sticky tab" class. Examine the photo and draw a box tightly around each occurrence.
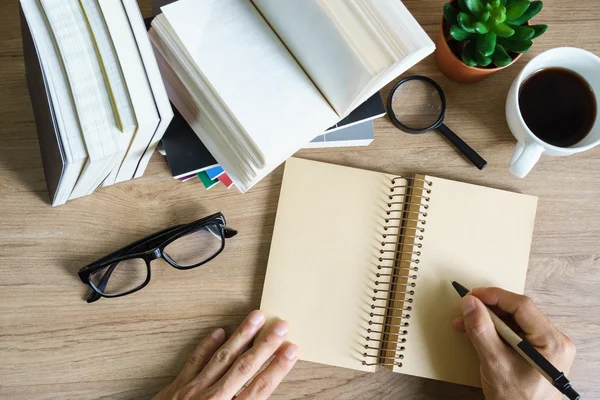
[198,171,219,189]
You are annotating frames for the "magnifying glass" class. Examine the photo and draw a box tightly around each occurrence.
[387,76,487,170]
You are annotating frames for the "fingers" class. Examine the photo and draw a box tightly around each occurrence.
[472,287,559,347]
[452,316,465,332]
[193,310,266,388]
[460,295,510,362]
[176,328,226,384]
[215,320,290,399]
[237,343,298,400]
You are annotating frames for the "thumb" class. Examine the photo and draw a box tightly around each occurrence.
[461,295,507,362]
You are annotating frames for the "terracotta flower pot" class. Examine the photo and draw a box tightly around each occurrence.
[434,5,523,84]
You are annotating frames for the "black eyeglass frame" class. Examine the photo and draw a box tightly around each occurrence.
[78,212,237,302]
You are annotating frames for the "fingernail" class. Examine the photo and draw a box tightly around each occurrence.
[273,321,290,337]
[211,328,225,340]
[283,344,298,360]
[461,296,476,315]
[248,310,265,326]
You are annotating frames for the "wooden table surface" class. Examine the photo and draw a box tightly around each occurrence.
[1,0,599,399]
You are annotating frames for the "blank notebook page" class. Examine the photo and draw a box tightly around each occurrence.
[260,158,405,372]
[395,176,538,387]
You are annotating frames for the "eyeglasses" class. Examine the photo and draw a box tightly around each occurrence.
[78,212,237,303]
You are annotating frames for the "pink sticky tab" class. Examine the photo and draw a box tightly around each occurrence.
[218,173,234,189]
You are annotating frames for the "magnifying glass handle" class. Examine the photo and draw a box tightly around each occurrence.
[437,124,487,170]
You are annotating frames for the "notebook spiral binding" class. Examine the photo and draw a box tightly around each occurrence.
[361,176,433,368]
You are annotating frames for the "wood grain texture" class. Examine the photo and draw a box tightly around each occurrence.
[1,0,599,398]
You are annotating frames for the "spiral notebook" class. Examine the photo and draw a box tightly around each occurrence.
[260,158,538,387]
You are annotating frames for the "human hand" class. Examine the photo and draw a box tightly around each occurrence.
[452,287,576,400]
[153,310,298,400]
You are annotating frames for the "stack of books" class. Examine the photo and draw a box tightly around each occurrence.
[150,0,435,192]
[158,94,387,190]
[21,0,173,206]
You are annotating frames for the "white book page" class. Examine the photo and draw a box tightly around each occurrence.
[98,0,160,183]
[317,0,435,112]
[253,0,371,117]
[80,0,137,186]
[161,0,338,158]
[122,0,174,180]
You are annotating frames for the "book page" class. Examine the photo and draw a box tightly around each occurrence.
[395,176,538,387]
[260,158,405,372]
[161,0,338,155]
[316,0,435,112]
[252,0,371,117]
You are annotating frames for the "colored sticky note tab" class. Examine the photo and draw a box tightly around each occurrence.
[218,172,234,189]
[197,171,219,189]
[180,174,198,182]
[205,166,225,180]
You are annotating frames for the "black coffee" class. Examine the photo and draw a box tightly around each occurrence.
[519,67,597,147]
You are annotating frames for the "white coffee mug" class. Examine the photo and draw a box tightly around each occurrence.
[506,47,600,178]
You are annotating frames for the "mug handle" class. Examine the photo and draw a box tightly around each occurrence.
[509,142,544,178]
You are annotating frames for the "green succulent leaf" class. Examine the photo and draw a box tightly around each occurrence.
[495,10,507,24]
[458,12,477,33]
[498,37,533,52]
[486,3,494,12]
[481,11,491,22]
[443,3,458,25]
[474,21,491,34]
[476,50,493,67]
[510,1,543,25]
[494,23,515,37]
[493,44,512,66]
[505,0,530,21]
[458,0,472,14]
[508,24,535,40]
[450,25,472,41]
[478,31,497,57]
[491,0,501,8]
[465,0,486,15]
[529,24,548,39]
[462,40,478,66]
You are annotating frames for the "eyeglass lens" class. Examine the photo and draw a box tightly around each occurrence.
[390,79,443,131]
[163,224,223,267]
[90,258,147,295]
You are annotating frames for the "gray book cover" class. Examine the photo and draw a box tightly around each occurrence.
[305,120,374,149]
[21,6,65,205]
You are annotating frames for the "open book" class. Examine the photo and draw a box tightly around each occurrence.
[150,0,435,192]
[260,158,538,387]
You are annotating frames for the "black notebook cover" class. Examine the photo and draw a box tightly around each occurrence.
[21,6,65,204]
[161,106,218,179]
[326,92,386,133]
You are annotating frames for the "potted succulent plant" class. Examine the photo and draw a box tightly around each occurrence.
[435,0,547,83]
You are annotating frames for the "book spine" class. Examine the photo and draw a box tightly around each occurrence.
[361,175,432,370]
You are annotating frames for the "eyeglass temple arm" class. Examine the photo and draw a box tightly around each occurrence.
[225,228,238,238]
[86,262,119,303]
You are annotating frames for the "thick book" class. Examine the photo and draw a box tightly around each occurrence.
[21,0,173,205]
[150,0,434,192]
[260,158,538,387]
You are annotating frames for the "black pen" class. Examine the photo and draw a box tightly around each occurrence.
[451,281,580,400]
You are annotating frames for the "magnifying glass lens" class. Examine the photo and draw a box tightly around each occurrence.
[390,79,444,131]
